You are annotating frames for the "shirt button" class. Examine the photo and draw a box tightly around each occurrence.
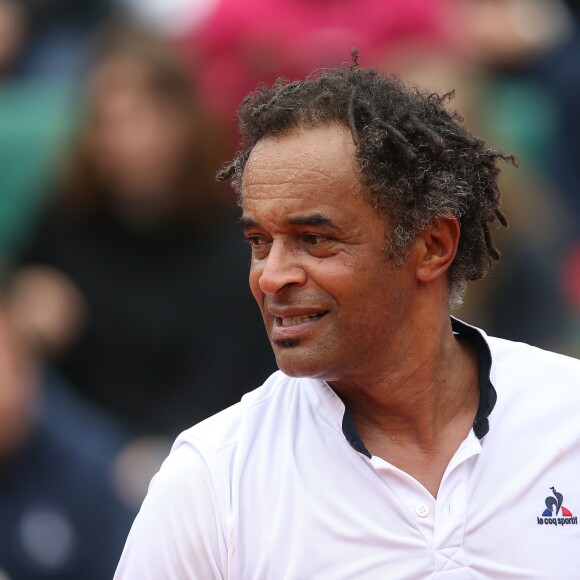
[415,503,430,518]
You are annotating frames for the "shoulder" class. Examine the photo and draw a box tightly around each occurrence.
[456,318,580,419]
[455,317,580,387]
[482,331,580,431]
[130,369,304,517]
[175,369,300,455]
[138,368,323,528]
[486,334,580,388]
[114,370,310,579]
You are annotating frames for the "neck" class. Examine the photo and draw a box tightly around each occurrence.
[329,312,479,454]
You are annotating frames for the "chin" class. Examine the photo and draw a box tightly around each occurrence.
[273,347,336,381]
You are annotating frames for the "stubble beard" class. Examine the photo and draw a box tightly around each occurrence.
[273,338,300,348]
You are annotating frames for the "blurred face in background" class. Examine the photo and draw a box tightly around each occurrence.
[0,0,26,75]
[86,56,194,214]
[450,0,573,67]
[0,307,37,459]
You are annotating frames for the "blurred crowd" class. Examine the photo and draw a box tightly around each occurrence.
[1,0,579,577]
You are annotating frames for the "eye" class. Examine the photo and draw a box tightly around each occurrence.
[244,235,268,247]
[244,235,271,258]
[303,233,327,245]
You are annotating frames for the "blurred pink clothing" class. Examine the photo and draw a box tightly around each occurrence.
[182,0,449,122]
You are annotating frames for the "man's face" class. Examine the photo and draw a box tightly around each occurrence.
[241,124,419,383]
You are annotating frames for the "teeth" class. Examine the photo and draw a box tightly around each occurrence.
[281,314,321,327]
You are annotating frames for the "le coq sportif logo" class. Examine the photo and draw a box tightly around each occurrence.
[537,487,577,526]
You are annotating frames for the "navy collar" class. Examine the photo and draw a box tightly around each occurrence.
[342,318,496,458]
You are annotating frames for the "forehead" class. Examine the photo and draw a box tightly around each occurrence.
[241,123,363,205]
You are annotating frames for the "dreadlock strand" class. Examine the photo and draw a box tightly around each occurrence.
[216,163,236,182]
[495,208,509,227]
[379,120,417,165]
[441,129,480,148]
[483,222,501,261]
[252,102,270,117]
[408,114,446,152]
[347,87,359,146]
[350,47,360,71]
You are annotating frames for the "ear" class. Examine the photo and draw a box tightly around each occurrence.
[415,216,460,283]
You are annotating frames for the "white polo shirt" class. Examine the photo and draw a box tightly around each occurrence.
[115,319,580,579]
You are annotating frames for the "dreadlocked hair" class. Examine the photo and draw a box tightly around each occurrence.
[218,52,516,308]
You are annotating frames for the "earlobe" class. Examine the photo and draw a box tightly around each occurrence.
[416,216,460,283]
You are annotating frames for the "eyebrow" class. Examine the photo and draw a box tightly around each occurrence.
[287,214,334,227]
[239,213,338,232]
[239,216,260,231]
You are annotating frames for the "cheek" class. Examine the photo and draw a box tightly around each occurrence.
[319,261,374,301]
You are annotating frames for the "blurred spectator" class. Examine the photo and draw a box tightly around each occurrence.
[6,26,276,438]
[0,0,26,77]
[0,80,75,259]
[0,0,114,262]
[115,0,218,36]
[443,0,580,354]
[5,0,112,79]
[182,0,452,133]
[450,0,573,70]
[0,301,133,579]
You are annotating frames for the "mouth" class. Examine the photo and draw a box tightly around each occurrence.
[279,313,326,327]
[270,310,328,343]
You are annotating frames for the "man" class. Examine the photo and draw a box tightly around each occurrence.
[115,61,580,578]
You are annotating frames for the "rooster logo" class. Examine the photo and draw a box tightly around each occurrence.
[542,487,573,517]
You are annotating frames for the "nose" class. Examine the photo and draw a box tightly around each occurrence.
[256,241,307,295]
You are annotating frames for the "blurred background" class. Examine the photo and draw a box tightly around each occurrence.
[0,0,579,577]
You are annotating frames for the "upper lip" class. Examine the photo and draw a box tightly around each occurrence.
[266,306,328,319]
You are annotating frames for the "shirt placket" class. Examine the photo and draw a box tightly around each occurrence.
[369,431,482,576]
[371,456,437,544]
[431,432,481,575]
